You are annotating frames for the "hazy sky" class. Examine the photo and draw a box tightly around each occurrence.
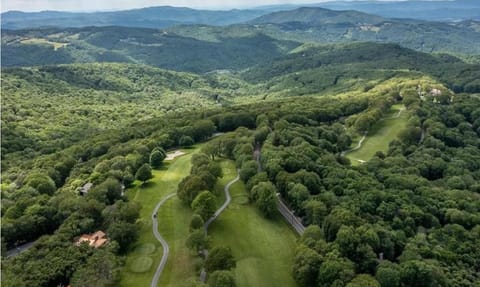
[1,0,405,12]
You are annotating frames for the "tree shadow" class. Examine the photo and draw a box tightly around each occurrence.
[140,181,156,188]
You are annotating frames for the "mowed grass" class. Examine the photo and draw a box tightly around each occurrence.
[20,38,68,50]
[208,161,299,287]
[347,104,408,164]
[120,147,200,287]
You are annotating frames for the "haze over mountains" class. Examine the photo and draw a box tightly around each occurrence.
[3,5,480,70]
[2,0,479,30]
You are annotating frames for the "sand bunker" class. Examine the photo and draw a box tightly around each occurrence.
[165,150,186,161]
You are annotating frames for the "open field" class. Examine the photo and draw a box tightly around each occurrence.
[209,161,299,287]
[347,104,408,164]
[19,38,67,50]
[120,147,200,287]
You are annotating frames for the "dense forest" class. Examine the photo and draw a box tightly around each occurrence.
[1,3,480,287]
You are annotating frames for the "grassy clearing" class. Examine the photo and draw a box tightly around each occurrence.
[131,257,154,273]
[20,38,67,50]
[209,161,299,287]
[120,147,199,287]
[347,104,408,164]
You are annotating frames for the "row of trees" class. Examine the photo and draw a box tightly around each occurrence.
[178,153,238,286]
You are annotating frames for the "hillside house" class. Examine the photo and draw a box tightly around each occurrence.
[75,231,108,248]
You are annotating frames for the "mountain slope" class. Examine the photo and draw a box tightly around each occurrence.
[250,7,385,26]
[1,26,300,72]
[257,0,480,22]
[241,42,480,95]
[247,7,480,55]
[1,6,267,30]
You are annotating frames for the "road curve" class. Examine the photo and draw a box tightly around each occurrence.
[341,132,367,156]
[204,170,240,234]
[341,106,405,157]
[150,193,176,287]
[200,170,240,282]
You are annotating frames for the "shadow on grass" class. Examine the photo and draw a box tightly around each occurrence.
[139,181,157,189]
[153,164,170,172]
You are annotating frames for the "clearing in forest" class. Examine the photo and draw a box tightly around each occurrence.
[208,161,299,287]
[20,38,68,50]
[120,147,200,287]
[347,104,408,164]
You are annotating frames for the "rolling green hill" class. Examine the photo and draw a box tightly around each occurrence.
[3,7,480,71]
[3,42,478,164]
[250,7,385,26]
[1,26,299,72]
[247,7,480,55]
[2,3,480,287]
[0,63,254,164]
[241,42,480,95]
[1,7,267,30]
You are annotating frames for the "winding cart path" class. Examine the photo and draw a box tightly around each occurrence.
[150,193,176,287]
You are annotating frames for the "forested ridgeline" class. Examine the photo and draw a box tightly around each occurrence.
[3,15,480,71]
[3,42,479,170]
[2,71,479,285]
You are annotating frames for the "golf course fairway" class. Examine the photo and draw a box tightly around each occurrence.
[347,104,408,164]
[120,147,200,287]
[209,161,299,287]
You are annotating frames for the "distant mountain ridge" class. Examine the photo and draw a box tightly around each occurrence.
[249,7,386,26]
[257,0,480,22]
[2,0,480,30]
[244,7,480,55]
[1,26,299,72]
[1,6,266,30]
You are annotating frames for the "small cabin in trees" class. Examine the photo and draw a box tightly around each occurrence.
[75,231,108,248]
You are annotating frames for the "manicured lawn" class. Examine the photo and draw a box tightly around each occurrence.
[120,147,200,287]
[208,161,299,287]
[347,104,408,164]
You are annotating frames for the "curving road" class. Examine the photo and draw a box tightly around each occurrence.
[150,193,176,287]
[341,106,406,157]
[382,106,405,120]
[341,132,367,156]
[204,171,240,234]
[200,170,240,282]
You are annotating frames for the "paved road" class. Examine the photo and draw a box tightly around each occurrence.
[150,193,176,287]
[6,241,35,258]
[254,145,305,235]
[276,195,306,235]
[254,143,262,172]
[383,106,405,120]
[200,170,240,282]
[204,171,240,234]
[419,126,426,144]
[341,132,367,156]
[341,106,405,157]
